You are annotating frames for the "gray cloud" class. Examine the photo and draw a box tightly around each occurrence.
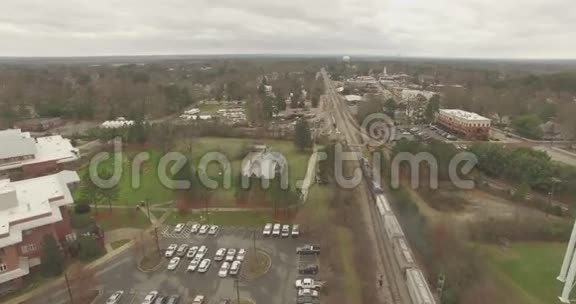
[0,0,573,58]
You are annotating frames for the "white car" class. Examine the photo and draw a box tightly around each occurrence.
[291,224,300,237]
[186,246,199,259]
[225,248,236,262]
[295,278,322,289]
[174,223,185,233]
[281,224,290,237]
[187,257,201,272]
[167,257,181,270]
[198,259,212,273]
[208,225,219,235]
[272,223,281,236]
[176,244,189,257]
[236,248,246,261]
[229,260,241,276]
[105,290,124,304]
[192,295,205,304]
[215,248,227,261]
[196,245,208,259]
[142,291,159,304]
[298,288,319,298]
[165,244,178,258]
[199,225,210,234]
[263,223,273,236]
[219,261,231,277]
[191,224,201,233]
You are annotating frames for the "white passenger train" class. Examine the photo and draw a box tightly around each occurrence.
[372,193,436,304]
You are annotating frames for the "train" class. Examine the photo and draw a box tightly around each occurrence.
[372,193,436,304]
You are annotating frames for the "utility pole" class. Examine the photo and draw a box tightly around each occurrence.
[252,230,256,252]
[64,272,74,304]
[154,226,160,253]
[235,278,241,304]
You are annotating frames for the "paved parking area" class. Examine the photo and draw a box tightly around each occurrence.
[93,225,316,304]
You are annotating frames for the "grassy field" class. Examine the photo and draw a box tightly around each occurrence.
[94,209,152,231]
[78,137,311,206]
[482,242,566,304]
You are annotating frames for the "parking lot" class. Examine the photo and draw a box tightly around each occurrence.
[95,223,322,304]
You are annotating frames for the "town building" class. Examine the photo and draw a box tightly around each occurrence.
[0,129,79,176]
[0,171,79,294]
[14,117,64,132]
[436,109,491,140]
[241,146,287,180]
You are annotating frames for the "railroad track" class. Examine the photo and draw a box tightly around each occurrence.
[321,69,408,304]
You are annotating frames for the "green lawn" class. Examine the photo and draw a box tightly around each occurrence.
[482,242,566,304]
[336,227,363,304]
[94,209,152,231]
[77,137,311,207]
[163,210,275,227]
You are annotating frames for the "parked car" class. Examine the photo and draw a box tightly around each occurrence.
[142,291,159,304]
[166,295,181,304]
[165,244,178,258]
[186,246,199,259]
[236,248,246,261]
[176,244,189,257]
[295,278,324,290]
[291,224,300,237]
[167,257,181,270]
[190,224,201,234]
[192,295,205,304]
[296,244,320,255]
[198,259,212,273]
[263,223,273,236]
[298,288,319,298]
[208,225,220,235]
[225,248,237,262]
[153,296,167,304]
[281,224,290,237]
[215,248,227,261]
[296,296,320,304]
[272,223,281,236]
[187,257,201,272]
[105,290,124,304]
[299,264,319,275]
[199,225,209,234]
[196,245,208,259]
[173,223,185,233]
[229,260,241,276]
[219,261,231,277]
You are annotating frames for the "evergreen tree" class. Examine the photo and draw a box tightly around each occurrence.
[294,119,313,151]
[41,234,65,277]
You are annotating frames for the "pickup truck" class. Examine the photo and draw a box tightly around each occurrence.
[296,244,320,255]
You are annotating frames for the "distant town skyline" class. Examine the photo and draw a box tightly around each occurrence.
[0,0,574,59]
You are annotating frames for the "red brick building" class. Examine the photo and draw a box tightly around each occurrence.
[0,129,79,177]
[436,109,491,140]
[0,171,79,295]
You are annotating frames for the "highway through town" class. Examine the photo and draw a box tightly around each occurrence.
[320,69,411,304]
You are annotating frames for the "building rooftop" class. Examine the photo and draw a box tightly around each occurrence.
[440,109,490,121]
[0,170,79,248]
[344,95,363,102]
[0,129,79,171]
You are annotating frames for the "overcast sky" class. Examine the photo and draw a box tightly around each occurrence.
[0,0,574,58]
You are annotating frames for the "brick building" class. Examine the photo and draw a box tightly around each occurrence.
[436,109,491,140]
[0,171,79,294]
[0,129,79,177]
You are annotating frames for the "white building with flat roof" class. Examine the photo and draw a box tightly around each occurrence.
[0,171,79,291]
[0,129,79,173]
